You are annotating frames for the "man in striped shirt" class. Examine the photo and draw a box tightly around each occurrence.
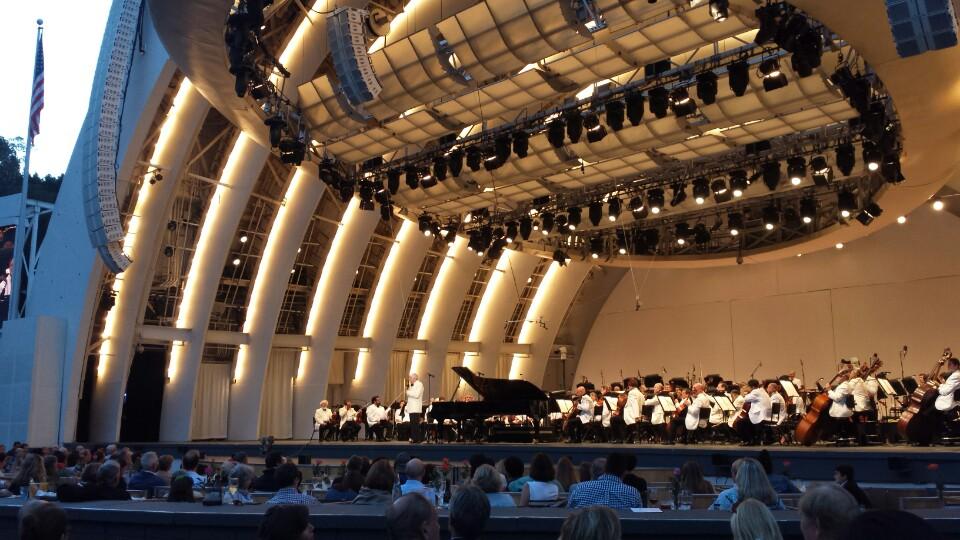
[567,453,641,509]
[266,463,317,505]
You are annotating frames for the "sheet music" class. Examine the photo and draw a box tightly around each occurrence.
[657,395,677,412]
[555,399,574,414]
[604,396,619,409]
[713,395,736,412]
[779,379,800,398]
[877,378,897,396]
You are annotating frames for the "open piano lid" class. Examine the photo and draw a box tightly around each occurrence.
[452,366,548,401]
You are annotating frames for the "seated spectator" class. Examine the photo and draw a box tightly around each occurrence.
[253,451,284,492]
[324,470,363,502]
[559,506,621,540]
[679,461,715,494]
[353,460,395,505]
[710,458,784,512]
[449,485,490,540]
[621,474,648,508]
[472,464,515,507]
[757,450,800,494]
[79,463,100,486]
[167,475,196,503]
[399,459,437,503]
[18,500,67,540]
[577,461,593,484]
[833,465,872,509]
[386,493,440,540]
[57,460,131,502]
[841,509,942,540]
[798,484,861,540]
[394,452,411,485]
[503,456,528,492]
[520,453,560,506]
[556,457,578,491]
[7,454,46,496]
[157,454,174,484]
[179,450,204,488]
[224,464,256,505]
[730,498,784,540]
[42,456,60,491]
[128,452,167,497]
[266,463,316,505]
[567,453,641,510]
[258,504,314,540]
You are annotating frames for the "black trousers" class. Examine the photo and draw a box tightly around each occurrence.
[409,413,423,442]
[316,423,333,441]
[368,421,387,441]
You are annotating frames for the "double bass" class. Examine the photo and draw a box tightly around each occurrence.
[794,365,855,446]
[897,348,951,444]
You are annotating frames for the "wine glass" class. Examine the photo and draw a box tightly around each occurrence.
[228,478,239,496]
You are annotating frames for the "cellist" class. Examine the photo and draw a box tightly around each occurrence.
[935,356,960,435]
[827,365,856,442]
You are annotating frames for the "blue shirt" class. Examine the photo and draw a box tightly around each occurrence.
[182,470,205,488]
[128,470,167,497]
[507,475,531,492]
[709,487,785,511]
[400,480,437,503]
[567,474,641,509]
[486,492,516,507]
[267,487,317,505]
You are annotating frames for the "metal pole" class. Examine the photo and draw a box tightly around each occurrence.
[9,21,43,320]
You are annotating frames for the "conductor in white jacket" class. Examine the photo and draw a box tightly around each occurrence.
[406,373,425,443]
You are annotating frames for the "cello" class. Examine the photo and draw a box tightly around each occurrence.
[794,365,854,446]
[897,348,951,444]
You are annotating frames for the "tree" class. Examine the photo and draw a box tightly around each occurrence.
[0,136,63,203]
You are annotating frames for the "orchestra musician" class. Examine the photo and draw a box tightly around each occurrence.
[622,378,642,443]
[406,373,425,443]
[365,396,388,441]
[738,380,771,445]
[850,365,879,445]
[313,400,334,441]
[935,356,960,436]
[564,386,594,443]
[596,390,612,442]
[787,371,805,410]
[767,382,786,427]
[683,383,713,443]
[339,400,360,441]
[643,383,668,443]
[667,387,690,444]
[827,366,856,442]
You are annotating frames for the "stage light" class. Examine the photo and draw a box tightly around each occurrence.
[836,143,855,176]
[709,0,729,21]
[519,217,532,240]
[588,201,603,226]
[696,71,719,105]
[759,58,788,92]
[762,161,782,191]
[692,177,710,205]
[239,235,248,243]
[728,212,743,236]
[730,170,748,197]
[419,168,437,189]
[466,146,482,171]
[405,166,419,190]
[433,156,448,181]
[862,142,881,172]
[669,87,697,117]
[278,138,306,165]
[629,196,647,219]
[608,197,622,221]
[605,99,625,131]
[553,249,569,266]
[931,197,945,211]
[359,182,375,211]
[711,179,731,203]
[838,190,857,219]
[566,110,583,143]
[463,210,474,224]
[625,91,645,125]
[582,109,601,130]
[265,115,284,148]
[897,215,907,224]
[675,222,691,245]
[418,215,432,236]
[495,134,512,162]
[487,238,506,259]
[753,3,781,45]
[649,87,669,119]
[380,202,392,221]
[693,223,711,246]
[800,196,816,224]
[505,221,519,243]
[443,222,459,243]
[641,228,660,254]
[783,207,802,229]
[338,181,355,203]
[762,205,779,230]
[233,258,241,266]
[670,182,687,207]
[586,124,607,143]
[835,242,844,250]
[513,130,529,158]
[547,119,566,148]
[881,154,905,184]
[787,157,806,186]
[647,188,665,214]
[541,212,555,234]
[856,201,883,226]
[811,155,832,186]
[589,236,604,259]
[448,149,464,177]
[728,61,749,97]
[567,207,582,230]
[555,214,568,231]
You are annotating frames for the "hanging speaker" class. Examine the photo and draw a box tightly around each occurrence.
[327,7,383,105]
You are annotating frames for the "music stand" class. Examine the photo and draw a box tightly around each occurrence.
[604,396,619,411]
[876,377,898,399]
[714,395,736,412]
[555,399,574,414]
[779,379,800,399]
[657,395,677,413]
[901,376,918,394]
[643,374,664,387]
[669,377,689,389]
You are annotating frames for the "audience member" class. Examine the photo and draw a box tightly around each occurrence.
[353,459,395,505]
[710,458,784,511]
[18,500,67,540]
[167,475,196,503]
[559,506,621,540]
[448,485,490,540]
[157,454,174,484]
[386,493,440,540]
[757,450,800,494]
[556,457,578,491]
[798,484,861,540]
[840,509,942,540]
[258,504,314,540]
[252,451,284,492]
[520,453,559,506]
[621,474,648,508]
[503,456,528,491]
[730,498,784,540]
[472,464,514,507]
[577,461,593,484]
[58,460,131,502]
[79,463,100,486]
[7,454,46,496]
[399,459,437,503]
[394,452,412,485]
[679,461,715,494]
[833,465,872,509]
[224,464,256,505]
[324,470,363,502]
[128,451,167,497]
[42,456,59,491]
[179,450,204,488]
[267,463,316,505]
[468,454,493,478]
[567,453,641,509]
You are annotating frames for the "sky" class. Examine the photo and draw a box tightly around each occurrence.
[0,0,113,177]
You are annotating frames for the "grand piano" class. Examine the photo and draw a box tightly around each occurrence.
[428,367,552,442]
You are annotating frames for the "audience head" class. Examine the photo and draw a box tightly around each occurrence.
[405,458,426,482]
[181,450,200,472]
[556,457,577,489]
[264,450,284,469]
[503,456,524,481]
[15,454,46,485]
[468,454,492,477]
[756,450,774,475]
[231,464,256,490]
[232,452,248,464]
[734,458,777,506]
[96,461,121,488]
[590,458,607,480]
[747,379,760,390]
[472,464,504,494]
[141,452,159,472]
[80,463,100,485]
[448,486,490,540]
[679,461,708,492]
[730,498,784,540]
[258,504,314,540]
[578,462,593,483]
[559,506,621,540]
[346,455,365,473]
[833,465,855,484]
[604,453,632,478]
[275,463,301,490]
[18,500,67,540]
[622,474,648,505]
[798,484,860,540]
[168,475,196,502]
[364,459,395,492]
[840,510,941,540]
[385,493,440,540]
[158,454,174,473]
[529,453,555,482]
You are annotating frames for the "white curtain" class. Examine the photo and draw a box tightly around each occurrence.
[259,349,298,439]
[191,362,230,440]
[497,354,512,379]
[441,353,461,400]
[384,351,409,404]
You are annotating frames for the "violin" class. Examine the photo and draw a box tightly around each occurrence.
[794,365,856,446]
[897,348,951,444]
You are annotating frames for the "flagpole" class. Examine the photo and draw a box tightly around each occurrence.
[9,20,42,320]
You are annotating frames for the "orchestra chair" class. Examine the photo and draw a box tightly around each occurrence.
[690,407,712,443]
[899,497,945,510]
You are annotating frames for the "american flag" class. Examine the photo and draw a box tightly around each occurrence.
[29,30,44,144]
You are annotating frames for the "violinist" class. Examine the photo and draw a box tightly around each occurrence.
[683,383,713,443]
[827,365,856,442]
[667,387,690,444]
[623,377,643,443]
[935,356,960,434]
[564,386,594,443]
[766,382,786,427]
[339,400,360,441]
[850,363,879,445]
[739,380,771,445]
[643,383,667,442]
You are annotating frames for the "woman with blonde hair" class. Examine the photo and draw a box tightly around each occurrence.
[730,498,784,540]
[559,506,621,540]
[555,457,578,491]
[472,464,515,507]
[710,458,783,511]
[7,454,47,496]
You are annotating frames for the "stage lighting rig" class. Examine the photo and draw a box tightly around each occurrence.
[856,201,883,226]
[692,177,710,205]
[810,155,832,186]
[728,61,749,97]
[608,197,622,221]
[648,188,665,214]
[649,87,669,119]
[800,196,816,224]
[759,58,788,92]
[837,190,857,219]
[606,99,625,131]
[669,87,698,117]
[727,212,744,236]
[625,91,645,126]
[787,157,806,186]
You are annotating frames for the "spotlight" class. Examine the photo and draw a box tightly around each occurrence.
[608,197,622,221]
[800,196,816,224]
[466,146,482,171]
[692,177,710,205]
[605,99,625,131]
[696,71,719,105]
[669,87,697,117]
[541,211,555,234]
[495,134,512,162]
[670,182,688,207]
[443,222,459,243]
[762,161,782,191]
[810,155,832,186]
[931,197,945,211]
[487,238,507,259]
[513,130,529,158]
[265,115,285,148]
[547,119,566,148]
[759,58,788,92]
[582,109,601,130]
[711,179,731,203]
[836,143,855,176]
[693,223,711,246]
[589,236,604,259]
[856,202,883,226]
[586,124,607,143]
[405,166,419,190]
[625,91,645,125]
[675,222,691,245]
[709,0,729,21]
[567,207,582,230]
[880,154,905,184]
[897,215,907,224]
[753,3,782,45]
[278,138,306,165]
[359,182,375,210]
[647,188,665,214]
[835,242,844,250]
[728,212,743,236]
[837,190,857,219]
[649,87,669,119]
[555,213,568,231]
[616,233,627,255]
[448,149,464,177]
[566,110,583,143]
[433,156,448,181]
[862,142,881,172]
[338,181,355,203]
[730,170,748,197]
[588,200,603,227]
[380,202,392,221]
[163,246,174,257]
[787,157,806,186]
[728,61,749,97]
[629,196,647,219]
[419,168,437,189]
[553,249,569,267]
[762,205,779,230]
[505,221,519,243]
[232,258,241,266]
[519,217,533,240]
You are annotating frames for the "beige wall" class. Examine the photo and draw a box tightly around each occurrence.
[577,210,960,386]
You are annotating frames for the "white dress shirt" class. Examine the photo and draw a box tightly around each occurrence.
[577,395,595,424]
[623,388,642,426]
[936,370,960,411]
[339,406,358,427]
[744,388,771,425]
[405,380,424,414]
[685,393,713,430]
[709,395,725,425]
[851,377,879,412]
[768,392,786,425]
[366,404,386,425]
[828,381,854,418]
[644,395,666,425]
[600,397,612,428]
[314,407,333,425]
